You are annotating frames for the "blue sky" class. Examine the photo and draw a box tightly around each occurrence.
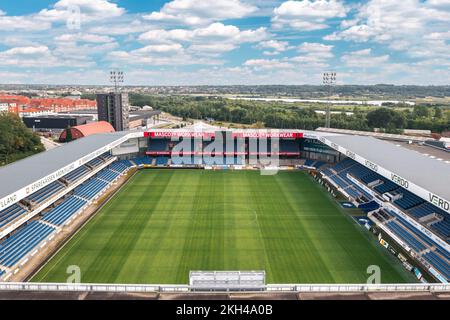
[0,0,449,85]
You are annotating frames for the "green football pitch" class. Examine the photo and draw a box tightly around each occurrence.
[32,169,413,284]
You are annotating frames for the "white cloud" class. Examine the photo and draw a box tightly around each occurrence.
[297,42,333,57]
[144,0,257,26]
[0,0,126,32]
[285,42,334,68]
[424,31,450,40]
[188,43,238,53]
[137,23,268,56]
[38,0,125,22]
[0,45,94,68]
[138,23,268,44]
[55,33,115,43]
[244,43,334,71]
[341,48,389,67]
[0,12,51,31]
[88,20,152,35]
[324,25,373,42]
[272,0,348,31]
[326,0,450,44]
[257,40,292,55]
[106,43,223,66]
[3,46,50,55]
[138,29,192,43]
[323,0,450,71]
[244,58,293,70]
[133,43,184,54]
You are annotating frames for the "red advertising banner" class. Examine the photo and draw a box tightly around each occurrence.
[145,131,304,139]
[233,132,304,139]
[146,131,215,138]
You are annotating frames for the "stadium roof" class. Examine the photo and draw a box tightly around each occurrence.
[326,135,450,201]
[0,132,128,203]
[317,127,430,142]
[71,121,115,137]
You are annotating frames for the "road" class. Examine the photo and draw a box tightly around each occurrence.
[40,136,61,151]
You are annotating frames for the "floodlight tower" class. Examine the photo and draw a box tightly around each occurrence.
[97,70,129,131]
[322,71,337,128]
[110,70,124,93]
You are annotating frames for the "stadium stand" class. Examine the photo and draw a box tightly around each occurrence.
[386,220,426,252]
[358,201,380,213]
[85,157,104,169]
[109,161,130,173]
[376,208,449,280]
[0,204,27,229]
[41,161,132,227]
[423,251,450,280]
[100,152,114,161]
[74,178,109,200]
[133,157,153,166]
[304,160,327,169]
[42,196,87,226]
[410,203,441,219]
[319,160,373,201]
[26,181,65,205]
[432,220,450,239]
[156,156,169,166]
[97,169,120,182]
[374,179,399,194]
[63,165,90,183]
[280,140,299,153]
[394,190,424,210]
[322,157,450,246]
[0,221,55,267]
[148,139,168,151]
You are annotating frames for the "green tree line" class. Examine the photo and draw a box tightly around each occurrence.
[129,94,449,133]
[0,113,45,166]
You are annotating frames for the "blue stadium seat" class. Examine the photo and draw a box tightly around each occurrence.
[280,140,299,153]
[156,156,169,166]
[394,190,424,210]
[74,178,108,200]
[26,181,65,205]
[148,139,168,151]
[0,221,55,267]
[86,157,104,168]
[96,169,120,182]
[423,251,450,280]
[374,179,398,194]
[42,196,87,226]
[63,165,90,183]
[0,204,27,229]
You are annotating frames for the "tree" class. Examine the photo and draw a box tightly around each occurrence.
[65,127,73,142]
[413,105,429,118]
[434,106,443,119]
[366,108,406,130]
[0,112,44,165]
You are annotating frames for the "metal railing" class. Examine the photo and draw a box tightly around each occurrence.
[0,282,448,293]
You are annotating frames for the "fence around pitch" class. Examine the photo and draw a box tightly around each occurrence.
[0,283,449,293]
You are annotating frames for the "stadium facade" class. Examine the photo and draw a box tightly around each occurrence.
[0,126,449,287]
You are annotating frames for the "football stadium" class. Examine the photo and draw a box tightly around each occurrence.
[0,125,449,297]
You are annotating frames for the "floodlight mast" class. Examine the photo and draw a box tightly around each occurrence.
[322,72,337,128]
[110,70,124,93]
